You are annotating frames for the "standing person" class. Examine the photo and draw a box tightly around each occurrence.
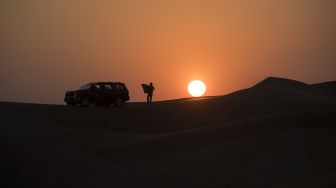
[147,82,155,103]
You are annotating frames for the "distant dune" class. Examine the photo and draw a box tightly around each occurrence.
[1,77,336,188]
[254,77,329,95]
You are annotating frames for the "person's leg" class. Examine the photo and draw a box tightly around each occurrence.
[149,93,153,103]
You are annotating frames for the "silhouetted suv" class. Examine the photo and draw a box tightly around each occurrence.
[64,82,130,107]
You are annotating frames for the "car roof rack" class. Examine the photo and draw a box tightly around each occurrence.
[89,82,124,85]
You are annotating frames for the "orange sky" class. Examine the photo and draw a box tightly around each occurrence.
[1,0,336,104]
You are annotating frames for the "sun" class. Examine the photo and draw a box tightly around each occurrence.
[188,80,206,97]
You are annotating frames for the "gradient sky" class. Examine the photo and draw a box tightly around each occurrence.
[1,0,336,104]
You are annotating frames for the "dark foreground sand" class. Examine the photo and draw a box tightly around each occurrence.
[1,77,336,188]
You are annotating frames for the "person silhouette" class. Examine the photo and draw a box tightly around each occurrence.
[147,82,155,103]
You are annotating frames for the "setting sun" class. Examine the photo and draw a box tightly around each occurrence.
[188,80,206,97]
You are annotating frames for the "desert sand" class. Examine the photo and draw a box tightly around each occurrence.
[1,77,336,188]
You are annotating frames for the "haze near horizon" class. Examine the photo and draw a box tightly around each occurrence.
[1,0,336,104]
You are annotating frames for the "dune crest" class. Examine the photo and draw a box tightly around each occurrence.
[253,77,328,95]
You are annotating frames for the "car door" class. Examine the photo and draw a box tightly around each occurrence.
[110,84,119,101]
[115,84,127,99]
[103,84,113,103]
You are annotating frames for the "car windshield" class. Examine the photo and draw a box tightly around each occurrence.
[79,84,92,90]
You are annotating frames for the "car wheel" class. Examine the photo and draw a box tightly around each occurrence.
[80,97,90,107]
[114,97,124,107]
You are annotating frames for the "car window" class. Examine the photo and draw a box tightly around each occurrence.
[94,84,102,89]
[104,85,112,90]
[115,84,124,91]
[94,84,111,91]
[89,85,97,90]
[79,84,91,90]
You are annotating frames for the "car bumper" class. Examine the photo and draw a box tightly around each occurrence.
[64,97,80,103]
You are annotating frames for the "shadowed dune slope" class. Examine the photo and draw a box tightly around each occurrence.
[1,77,336,188]
[312,81,336,95]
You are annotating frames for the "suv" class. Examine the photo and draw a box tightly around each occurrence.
[64,82,130,107]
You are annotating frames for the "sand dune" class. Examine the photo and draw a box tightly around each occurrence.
[254,77,329,95]
[1,77,336,188]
